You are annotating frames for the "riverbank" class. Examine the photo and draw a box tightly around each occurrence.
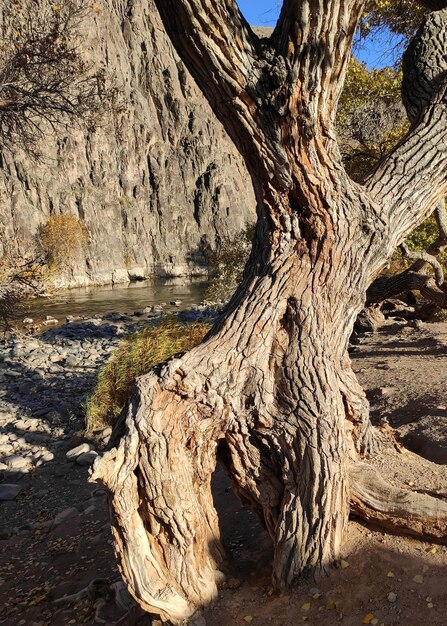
[0,312,446,624]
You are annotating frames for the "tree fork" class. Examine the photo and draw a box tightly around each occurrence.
[92,2,447,623]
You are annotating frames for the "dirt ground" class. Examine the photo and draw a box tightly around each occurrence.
[0,319,446,625]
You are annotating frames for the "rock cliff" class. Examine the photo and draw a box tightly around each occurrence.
[0,0,255,288]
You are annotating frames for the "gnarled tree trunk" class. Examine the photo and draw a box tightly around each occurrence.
[92,2,447,623]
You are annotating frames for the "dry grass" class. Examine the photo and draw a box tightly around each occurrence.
[85,319,211,431]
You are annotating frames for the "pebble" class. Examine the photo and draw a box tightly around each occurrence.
[0,484,22,501]
[52,507,79,527]
[76,450,99,466]
[4,454,30,469]
[0,443,14,455]
[387,592,397,603]
[66,443,91,460]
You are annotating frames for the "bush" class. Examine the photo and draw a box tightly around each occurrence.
[0,245,48,330]
[37,215,89,270]
[85,319,211,431]
[206,224,255,302]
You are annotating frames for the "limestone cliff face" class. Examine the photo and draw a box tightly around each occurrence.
[0,0,255,288]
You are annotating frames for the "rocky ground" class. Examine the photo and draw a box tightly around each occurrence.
[0,306,446,625]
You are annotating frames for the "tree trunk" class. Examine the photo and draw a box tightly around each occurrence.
[92,2,447,623]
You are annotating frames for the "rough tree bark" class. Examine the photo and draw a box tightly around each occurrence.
[92,3,447,623]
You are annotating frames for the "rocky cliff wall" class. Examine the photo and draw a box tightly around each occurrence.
[0,0,255,288]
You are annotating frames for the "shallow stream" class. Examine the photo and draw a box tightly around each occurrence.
[22,277,208,322]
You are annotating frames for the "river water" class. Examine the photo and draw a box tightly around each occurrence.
[24,277,209,322]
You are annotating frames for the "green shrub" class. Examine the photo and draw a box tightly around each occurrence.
[85,319,211,431]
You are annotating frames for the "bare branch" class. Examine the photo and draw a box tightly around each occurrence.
[400,242,444,285]
[0,0,116,159]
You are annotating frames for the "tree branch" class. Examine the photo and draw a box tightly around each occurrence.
[366,9,447,248]
[366,270,447,308]
[400,242,444,285]
[272,0,367,128]
[411,201,447,274]
[152,0,278,177]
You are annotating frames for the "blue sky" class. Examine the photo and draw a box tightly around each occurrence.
[236,0,403,69]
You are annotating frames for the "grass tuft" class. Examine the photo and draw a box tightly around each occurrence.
[85,319,211,431]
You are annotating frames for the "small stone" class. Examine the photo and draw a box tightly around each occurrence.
[65,356,80,368]
[39,450,55,463]
[52,507,79,527]
[387,592,397,603]
[170,300,182,306]
[76,450,99,466]
[0,443,14,455]
[23,318,34,325]
[0,484,22,501]
[4,455,29,470]
[377,387,396,398]
[66,443,91,460]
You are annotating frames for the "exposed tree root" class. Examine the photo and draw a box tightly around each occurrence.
[350,461,447,542]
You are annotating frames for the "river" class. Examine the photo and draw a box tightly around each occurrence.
[23,277,209,322]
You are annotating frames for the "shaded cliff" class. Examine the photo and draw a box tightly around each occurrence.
[0,0,255,287]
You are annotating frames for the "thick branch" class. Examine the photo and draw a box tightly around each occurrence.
[366,9,447,247]
[400,242,444,285]
[412,201,447,273]
[152,0,293,186]
[366,270,447,307]
[272,1,367,129]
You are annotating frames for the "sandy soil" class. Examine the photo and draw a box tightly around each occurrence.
[0,319,446,625]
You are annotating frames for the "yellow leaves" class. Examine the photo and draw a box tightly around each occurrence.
[340,559,350,569]
[387,571,395,578]
[362,613,375,624]
[52,3,60,12]
[301,602,311,611]
[243,616,253,623]
[360,0,426,39]
[339,58,403,124]
[413,574,424,584]
[326,600,336,610]
[37,215,89,271]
